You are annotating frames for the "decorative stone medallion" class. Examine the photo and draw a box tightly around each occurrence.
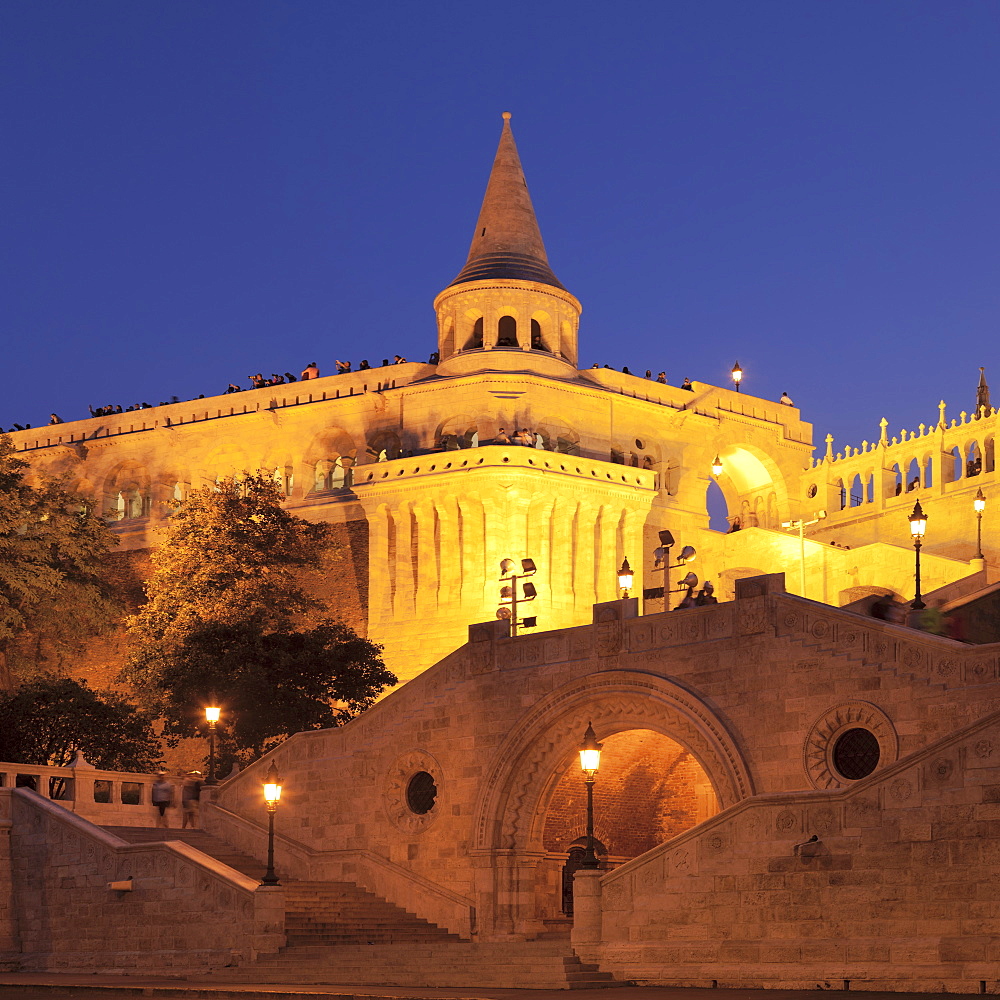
[803,701,898,790]
[383,749,443,833]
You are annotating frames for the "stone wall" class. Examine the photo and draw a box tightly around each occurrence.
[583,708,1000,992]
[4,788,284,972]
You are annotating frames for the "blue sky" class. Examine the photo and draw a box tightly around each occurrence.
[2,0,998,458]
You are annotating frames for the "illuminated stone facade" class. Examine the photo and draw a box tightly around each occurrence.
[8,114,993,683]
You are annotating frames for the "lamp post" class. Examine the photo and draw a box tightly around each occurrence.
[617,558,633,599]
[578,723,603,870]
[975,488,986,560]
[909,501,928,611]
[261,761,282,886]
[731,361,743,393]
[780,511,827,599]
[498,557,538,637]
[205,705,221,786]
[711,455,723,477]
[652,529,697,610]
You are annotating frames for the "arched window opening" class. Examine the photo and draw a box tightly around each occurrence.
[463,317,483,351]
[966,442,983,478]
[530,318,550,352]
[986,437,996,473]
[836,478,847,510]
[890,463,902,497]
[849,474,863,507]
[369,433,401,463]
[497,315,517,347]
[707,478,729,532]
[950,446,963,483]
[922,457,933,488]
[904,458,920,492]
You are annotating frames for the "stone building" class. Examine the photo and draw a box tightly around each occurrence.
[1,114,999,990]
[6,112,994,683]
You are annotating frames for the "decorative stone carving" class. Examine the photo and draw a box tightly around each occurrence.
[738,598,768,635]
[775,810,797,832]
[975,739,994,759]
[595,622,622,656]
[889,778,913,802]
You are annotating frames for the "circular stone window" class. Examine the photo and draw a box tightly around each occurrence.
[406,771,437,814]
[383,750,442,832]
[831,728,880,780]
[803,702,898,789]
[807,484,818,498]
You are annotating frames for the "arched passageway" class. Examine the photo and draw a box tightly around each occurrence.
[540,729,717,921]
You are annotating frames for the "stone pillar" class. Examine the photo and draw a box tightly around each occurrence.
[570,869,603,950]
[0,790,18,956]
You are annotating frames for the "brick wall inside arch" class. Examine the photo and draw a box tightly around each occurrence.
[541,729,718,860]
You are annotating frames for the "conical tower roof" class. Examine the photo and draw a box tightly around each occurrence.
[449,113,565,290]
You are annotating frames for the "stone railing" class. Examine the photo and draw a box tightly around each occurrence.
[0,754,207,828]
[2,787,283,972]
[771,591,1000,688]
[348,444,656,494]
[203,801,475,937]
[6,363,435,453]
[806,402,997,516]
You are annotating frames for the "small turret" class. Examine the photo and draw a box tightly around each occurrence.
[977,366,991,415]
[434,114,580,372]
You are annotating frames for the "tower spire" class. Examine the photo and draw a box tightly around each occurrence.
[450,112,564,289]
[977,366,991,414]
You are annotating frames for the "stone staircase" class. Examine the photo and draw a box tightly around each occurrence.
[209,940,622,989]
[103,826,269,879]
[103,827,623,988]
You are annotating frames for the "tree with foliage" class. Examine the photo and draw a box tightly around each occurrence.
[0,674,161,770]
[123,474,395,762]
[0,434,119,689]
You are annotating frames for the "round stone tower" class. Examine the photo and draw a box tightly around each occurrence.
[434,113,581,377]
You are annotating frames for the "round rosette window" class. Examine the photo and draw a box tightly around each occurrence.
[384,751,442,832]
[803,702,897,789]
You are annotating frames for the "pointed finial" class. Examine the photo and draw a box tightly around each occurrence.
[879,417,888,445]
[938,400,946,427]
[502,111,512,120]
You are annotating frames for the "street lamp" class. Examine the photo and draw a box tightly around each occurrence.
[261,761,283,886]
[974,488,986,560]
[205,705,221,786]
[711,455,723,477]
[617,558,634,599]
[651,529,697,610]
[497,557,538,637]
[578,723,603,870]
[731,361,743,393]
[780,511,827,599]
[909,501,928,611]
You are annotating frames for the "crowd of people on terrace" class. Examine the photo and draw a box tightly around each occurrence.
[3,350,797,433]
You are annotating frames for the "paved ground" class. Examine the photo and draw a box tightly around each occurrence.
[0,974,988,1000]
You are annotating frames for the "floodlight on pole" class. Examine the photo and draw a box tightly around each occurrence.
[497,556,538,637]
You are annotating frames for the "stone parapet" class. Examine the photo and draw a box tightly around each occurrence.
[8,789,282,972]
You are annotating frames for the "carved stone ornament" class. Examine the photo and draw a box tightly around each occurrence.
[802,701,898,790]
[383,749,442,834]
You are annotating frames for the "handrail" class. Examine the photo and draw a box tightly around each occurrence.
[204,801,474,934]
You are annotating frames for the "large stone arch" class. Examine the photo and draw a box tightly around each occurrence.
[473,669,753,855]
[708,441,792,526]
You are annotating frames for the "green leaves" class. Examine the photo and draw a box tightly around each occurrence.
[0,675,161,770]
[124,474,395,763]
[0,434,119,686]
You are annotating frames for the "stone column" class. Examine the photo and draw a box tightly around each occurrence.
[0,789,18,956]
[570,869,603,950]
